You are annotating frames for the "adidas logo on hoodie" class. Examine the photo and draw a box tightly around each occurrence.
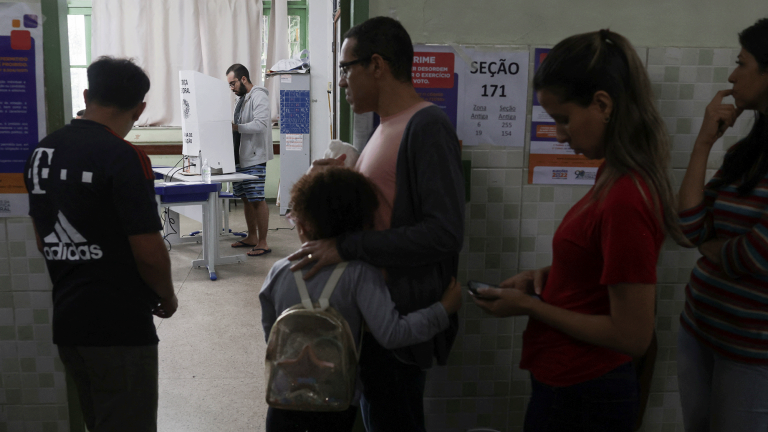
[43,211,103,261]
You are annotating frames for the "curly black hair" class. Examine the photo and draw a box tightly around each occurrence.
[290,168,379,240]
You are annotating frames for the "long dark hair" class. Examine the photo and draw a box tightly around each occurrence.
[710,18,768,195]
[533,30,684,242]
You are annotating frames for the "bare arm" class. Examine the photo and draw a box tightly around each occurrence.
[474,283,655,357]
[129,232,177,318]
[678,89,742,212]
[32,222,43,254]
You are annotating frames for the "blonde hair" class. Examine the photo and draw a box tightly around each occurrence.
[534,29,685,243]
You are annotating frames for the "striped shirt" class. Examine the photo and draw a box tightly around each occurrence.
[678,168,768,363]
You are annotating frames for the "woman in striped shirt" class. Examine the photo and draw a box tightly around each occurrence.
[677,18,768,431]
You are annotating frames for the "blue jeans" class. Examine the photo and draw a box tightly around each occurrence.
[358,332,427,432]
[677,326,768,431]
[524,362,639,432]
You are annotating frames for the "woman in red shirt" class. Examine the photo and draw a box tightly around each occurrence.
[474,30,682,431]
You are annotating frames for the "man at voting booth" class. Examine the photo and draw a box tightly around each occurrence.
[24,57,177,431]
[226,63,274,257]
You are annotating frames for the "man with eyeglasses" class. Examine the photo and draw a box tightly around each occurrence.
[225,64,273,257]
[288,16,465,432]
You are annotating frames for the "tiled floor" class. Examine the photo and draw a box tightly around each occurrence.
[155,200,298,432]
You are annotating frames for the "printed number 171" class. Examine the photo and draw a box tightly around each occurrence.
[481,84,506,97]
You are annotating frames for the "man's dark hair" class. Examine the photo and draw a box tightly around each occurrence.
[290,168,379,240]
[343,16,413,83]
[86,56,150,111]
[226,64,251,83]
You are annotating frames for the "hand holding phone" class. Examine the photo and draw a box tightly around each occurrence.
[467,280,500,300]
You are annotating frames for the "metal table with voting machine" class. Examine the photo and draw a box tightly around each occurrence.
[153,168,257,281]
[151,70,246,280]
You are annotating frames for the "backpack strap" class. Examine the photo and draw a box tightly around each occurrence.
[292,262,348,311]
[318,262,348,311]
[292,270,315,310]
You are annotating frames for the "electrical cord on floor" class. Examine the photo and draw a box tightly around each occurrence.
[162,203,294,253]
[237,226,296,234]
[161,207,178,251]
[270,226,296,231]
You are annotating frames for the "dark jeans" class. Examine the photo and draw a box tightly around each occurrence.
[58,345,159,432]
[358,332,428,432]
[266,406,357,432]
[525,362,639,432]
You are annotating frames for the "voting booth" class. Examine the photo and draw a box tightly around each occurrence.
[178,70,236,175]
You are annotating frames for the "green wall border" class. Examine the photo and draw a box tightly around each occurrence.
[42,2,83,430]
[338,0,368,144]
[42,0,71,134]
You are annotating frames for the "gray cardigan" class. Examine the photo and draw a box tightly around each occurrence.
[337,105,465,368]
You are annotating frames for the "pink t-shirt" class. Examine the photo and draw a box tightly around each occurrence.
[355,101,432,231]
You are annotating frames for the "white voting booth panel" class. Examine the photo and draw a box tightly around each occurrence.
[179,70,236,175]
[278,73,311,215]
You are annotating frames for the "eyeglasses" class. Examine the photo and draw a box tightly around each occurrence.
[338,57,371,79]
[228,79,240,88]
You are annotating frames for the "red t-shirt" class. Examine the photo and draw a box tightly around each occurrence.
[520,166,664,386]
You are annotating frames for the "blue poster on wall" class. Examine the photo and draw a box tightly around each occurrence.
[0,2,45,217]
[279,89,310,134]
[0,36,37,173]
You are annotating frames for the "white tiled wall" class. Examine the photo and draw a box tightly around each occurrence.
[3,46,752,432]
[0,218,70,432]
[423,46,749,432]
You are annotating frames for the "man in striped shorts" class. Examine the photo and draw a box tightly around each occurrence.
[226,64,274,257]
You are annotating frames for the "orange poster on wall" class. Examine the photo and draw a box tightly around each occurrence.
[528,48,601,184]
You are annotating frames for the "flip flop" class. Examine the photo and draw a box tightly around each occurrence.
[247,248,272,257]
[231,240,257,248]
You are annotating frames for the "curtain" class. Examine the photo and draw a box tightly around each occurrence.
[265,0,288,123]
[91,0,263,127]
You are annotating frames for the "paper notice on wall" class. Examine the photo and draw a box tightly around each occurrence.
[286,134,303,151]
[455,47,529,147]
[281,75,291,83]
[0,2,45,216]
[528,48,601,184]
[411,45,528,147]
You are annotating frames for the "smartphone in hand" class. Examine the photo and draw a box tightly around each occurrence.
[467,280,499,300]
